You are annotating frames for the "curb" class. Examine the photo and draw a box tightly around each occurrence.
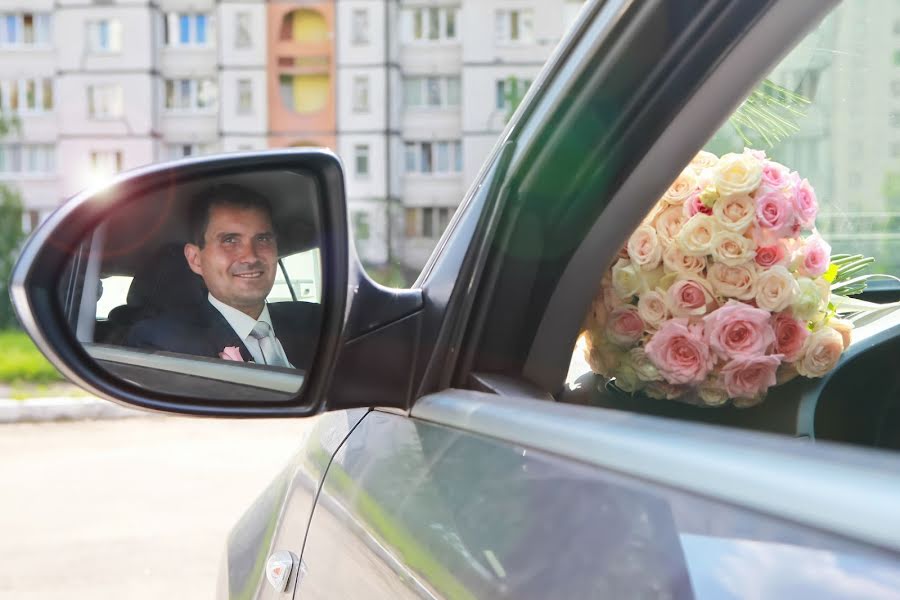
[0,397,148,424]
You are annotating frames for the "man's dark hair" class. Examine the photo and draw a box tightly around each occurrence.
[187,183,274,248]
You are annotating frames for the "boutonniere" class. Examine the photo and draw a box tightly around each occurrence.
[219,346,244,361]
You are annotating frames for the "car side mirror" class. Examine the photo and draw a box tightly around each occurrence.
[10,149,421,417]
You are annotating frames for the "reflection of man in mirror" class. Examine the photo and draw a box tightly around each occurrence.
[126,184,311,368]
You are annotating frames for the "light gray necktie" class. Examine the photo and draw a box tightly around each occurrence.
[249,321,289,367]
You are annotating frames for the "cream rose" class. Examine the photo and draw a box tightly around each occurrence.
[755,265,798,312]
[792,276,825,322]
[676,214,718,256]
[661,167,698,205]
[698,381,729,406]
[712,194,755,233]
[637,290,668,330]
[690,150,719,172]
[710,230,756,266]
[611,258,642,299]
[830,317,853,350]
[654,205,686,246]
[662,244,706,275]
[796,326,844,378]
[713,152,763,196]
[707,262,758,300]
[627,224,662,271]
[627,347,662,382]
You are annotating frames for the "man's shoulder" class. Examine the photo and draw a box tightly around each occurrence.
[126,309,213,349]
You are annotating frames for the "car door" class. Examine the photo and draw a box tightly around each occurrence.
[294,0,900,598]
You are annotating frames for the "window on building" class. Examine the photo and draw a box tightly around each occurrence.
[0,78,53,113]
[405,7,458,43]
[237,79,253,114]
[405,206,452,239]
[279,74,330,114]
[495,77,532,110]
[165,13,212,46]
[353,211,370,241]
[89,150,122,182]
[235,12,252,48]
[86,19,122,53]
[87,84,123,119]
[403,76,461,108]
[495,9,534,43]
[166,144,212,159]
[0,144,54,174]
[353,76,370,113]
[403,140,462,174]
[352,8,369,45]
[0,13,51,46]
[354,144,370,177]
[422,207,434,237]
[165,79,218,112]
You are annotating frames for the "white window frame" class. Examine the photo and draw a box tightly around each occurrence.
[234,11,252,49]
[0,143,55,176]
[0,12,51,47]
[86,19,122,54]
[352,75,370,113]
[403,140,462,175]
[164,78,218,113]
[404,6,459,44]
[495,8,534,44]
[89,150,123,178]
[403,76,461,109]
[236,78,253,115]
[351,8,369,45]
[87,84,124,120]
[165,13,213,47]
[0,78,53,114]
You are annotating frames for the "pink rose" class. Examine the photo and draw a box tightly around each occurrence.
[772,311,809,361]
[219,346,244,361]
[755,189,795,237]
[667,277,715,318]
[703,300,775,360]
[721,354,782,399]
[796,234,831,278]
[792,178,818,229]
[683,191,712,218]
[755,242,787,268]
[760,161,789,191]
[606,305,645,347]
[645,318,714,385]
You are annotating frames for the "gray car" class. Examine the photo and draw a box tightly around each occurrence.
[11,0,900,598]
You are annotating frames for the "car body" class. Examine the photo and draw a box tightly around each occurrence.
[11,0,900,598]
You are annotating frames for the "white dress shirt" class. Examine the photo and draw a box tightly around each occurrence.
[207,293,292,366]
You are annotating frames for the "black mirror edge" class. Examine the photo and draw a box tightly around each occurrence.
[10,149,350,418]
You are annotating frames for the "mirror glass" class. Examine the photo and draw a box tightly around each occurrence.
[58,169,324,402]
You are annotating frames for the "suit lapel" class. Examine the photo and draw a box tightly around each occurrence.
[200,302,254,362]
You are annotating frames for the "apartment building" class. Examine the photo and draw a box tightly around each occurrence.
[0,0,581,275]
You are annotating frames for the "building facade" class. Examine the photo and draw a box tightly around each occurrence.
[0,0,582,276]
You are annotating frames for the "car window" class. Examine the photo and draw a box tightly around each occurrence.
[267,248,322,303]
[564,2,900,450]
[95,275,133,319]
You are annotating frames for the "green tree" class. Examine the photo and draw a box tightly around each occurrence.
[0,115,24,329]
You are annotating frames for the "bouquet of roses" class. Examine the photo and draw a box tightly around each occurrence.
[582,149,857,407]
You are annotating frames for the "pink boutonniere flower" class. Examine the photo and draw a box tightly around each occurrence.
[219,346,244,362]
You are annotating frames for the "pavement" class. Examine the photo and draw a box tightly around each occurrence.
[0,415,314,600]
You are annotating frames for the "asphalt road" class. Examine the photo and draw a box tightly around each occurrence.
[0,415,314,600]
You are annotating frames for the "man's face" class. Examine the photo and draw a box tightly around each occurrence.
[184,204,278,319]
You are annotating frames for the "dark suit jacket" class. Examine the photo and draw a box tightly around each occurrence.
[125,300,322,371]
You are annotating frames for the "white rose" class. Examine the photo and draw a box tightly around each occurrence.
[713,152,763,196]
[638,266,665,292]
[662,244,706,275]
[796,326,844,378]
[676,214,718,256]
[613,362,642,393]
[611,258,643,299]
[698,381,729,406]
[627,224,662,271]
[712,194,755,233]
[792,276,825,322]
[707,262,758,300]
[755,266,798,312]
[710,230,756,266]
[653,205,686,246]
[637,290,668,330]
[627,347,662,382]
[690,150,719,172]
[661,167,698,205]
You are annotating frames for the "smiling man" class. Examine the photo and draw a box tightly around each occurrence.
[125,184,313,368]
